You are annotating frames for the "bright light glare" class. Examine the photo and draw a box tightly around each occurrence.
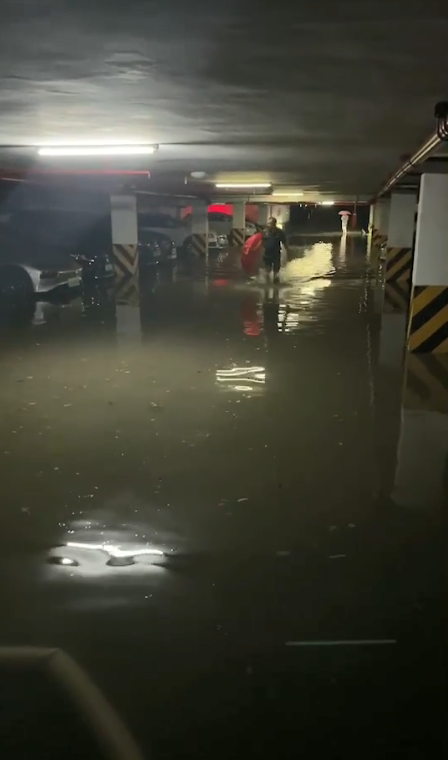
[216,366,266,385]
[272,192,304,196]
[215,183,271,189]
[320,201,335,206]
[60,557,76,566]
[38,145,156,157]
[66,541,164,557]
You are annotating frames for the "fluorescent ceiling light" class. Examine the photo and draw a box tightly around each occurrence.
[272,191,304,196]
[320,201,335,206]
[37,145,156,157]
[215,183,271,189]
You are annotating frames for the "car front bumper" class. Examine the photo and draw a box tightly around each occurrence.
[36,271,83,294]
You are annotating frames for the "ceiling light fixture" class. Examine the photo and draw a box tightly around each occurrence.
[272,191,304,196]
[37,145,157,157]
[320,201,335,206]
[215,183,271,189]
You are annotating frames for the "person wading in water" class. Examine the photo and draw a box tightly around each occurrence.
[262,216,288,284]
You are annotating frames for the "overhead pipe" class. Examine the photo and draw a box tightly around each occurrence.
[376,130,441,198]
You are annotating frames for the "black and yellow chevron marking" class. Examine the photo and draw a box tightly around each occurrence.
[191,233,207,257]
[114,275,140,306]
[403,353,448,413]
[372,229,387,248]
[384,281,410,313]
[408,285,448,353]
[230,228,245,247]
[112,244,139,281]
[385,246,413,283]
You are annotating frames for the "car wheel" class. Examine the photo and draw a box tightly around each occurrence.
[0,266,34,303]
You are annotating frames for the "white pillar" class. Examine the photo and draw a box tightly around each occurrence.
[191,200,209,258]
[110,195,140,339]
[413,174,448,287]
[387,193,417,248]
[110,194,139,288]
[231,201,246,246]
[367,205,375,257]
[258,205,269,226]
[408,174,448,353]
[384,192,417,283]
[372,198,390,248]
[393,409,448,510]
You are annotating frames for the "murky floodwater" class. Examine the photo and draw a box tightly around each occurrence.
[0,237,447,758]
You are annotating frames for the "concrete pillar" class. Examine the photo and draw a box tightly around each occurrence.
[392,406,448,510]
[191,200,209,258]
[258,205,269,226]
[231,201,246,247]
[110,194,139,303]
[392,353,448,508]
[372,198,390,249]
[384,192,417,284]
[408,174,448,353]
[367,205,375,256]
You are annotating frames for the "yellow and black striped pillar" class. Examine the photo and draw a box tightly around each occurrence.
[114,274,140,307]
[230,228,245,247]
[191,233,207,258]
[403,353,448,413]
[112,244,139,283]
[384,281,410,313]
[407,285,448,353]
[385,246,413,283]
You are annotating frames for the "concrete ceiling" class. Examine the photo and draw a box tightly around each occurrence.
[0,0,447,198]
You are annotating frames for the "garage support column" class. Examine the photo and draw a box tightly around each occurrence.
[231,201,246,247]
[407,173,448,353]
[191,200,209,258]
[372,198,390,250]
[384,192,417,284]
[258,205,269,227]
[110,195,139,300]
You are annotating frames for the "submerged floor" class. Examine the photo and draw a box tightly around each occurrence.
[0,235,447,757]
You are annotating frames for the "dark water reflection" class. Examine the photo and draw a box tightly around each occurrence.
[0,239,447,758]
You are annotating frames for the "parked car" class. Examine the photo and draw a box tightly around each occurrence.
[2,211,114,285]
[138,228,177,268]
[138,212,227,254]
[183,211,260,241]
[0,226,82,302]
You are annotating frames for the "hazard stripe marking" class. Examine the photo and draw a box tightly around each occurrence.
[112,244,139,278]
[384,282,410,313]
[408,285,448,353]
[191,234,207,257]
[231,228,245,247]
[385,247,412,282]
[403,353,448,412]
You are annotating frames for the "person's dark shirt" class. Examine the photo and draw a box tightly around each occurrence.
[263,227,287,255]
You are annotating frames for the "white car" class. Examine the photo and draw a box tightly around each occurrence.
[138,212,227,254]
[0,226,82,301]
[207,212,259,240]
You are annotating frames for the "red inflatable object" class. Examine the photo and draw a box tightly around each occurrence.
[241,232,263,275]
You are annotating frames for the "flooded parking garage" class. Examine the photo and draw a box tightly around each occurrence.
[0,236,447,757]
